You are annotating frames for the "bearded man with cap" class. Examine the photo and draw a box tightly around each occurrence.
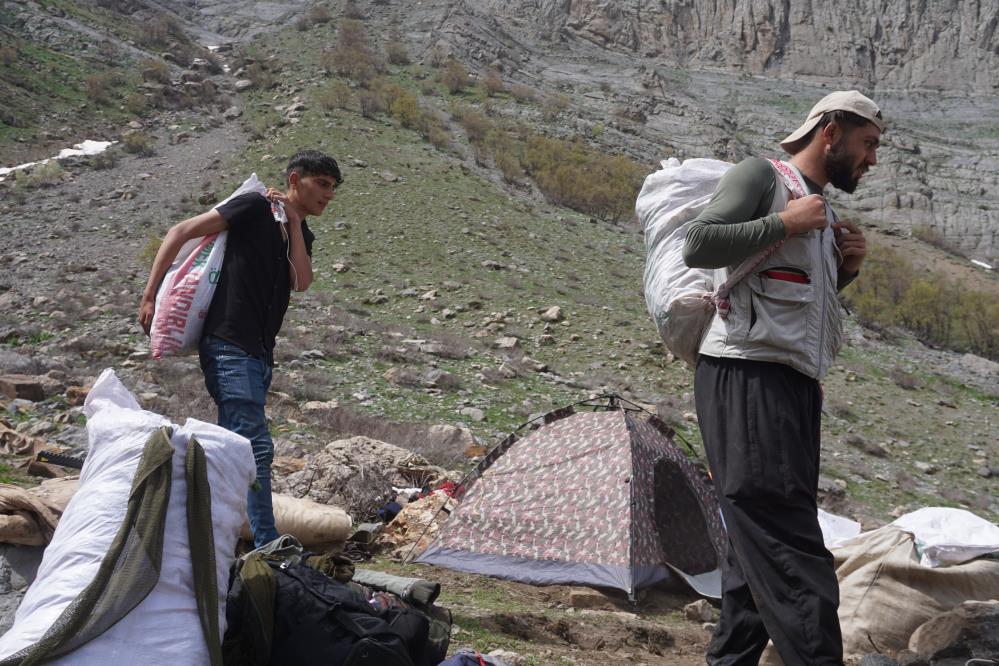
[683,90,884,666]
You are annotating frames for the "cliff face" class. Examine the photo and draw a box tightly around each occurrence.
[493,0,999,93]
[421,0,999,263]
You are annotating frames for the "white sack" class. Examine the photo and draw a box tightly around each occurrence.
[150,173,270,359]
[890,507,999,567]
[638,158,731,365]
[0,369,255,664]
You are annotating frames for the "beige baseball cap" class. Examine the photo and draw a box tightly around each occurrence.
[780,90,885,154]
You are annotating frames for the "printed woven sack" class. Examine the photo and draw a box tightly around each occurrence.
[149,173,268,358]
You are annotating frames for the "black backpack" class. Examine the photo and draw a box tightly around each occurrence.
[270,563,414,666]
[222,551,414,666]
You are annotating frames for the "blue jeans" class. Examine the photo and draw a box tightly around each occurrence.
[199,335,279,548]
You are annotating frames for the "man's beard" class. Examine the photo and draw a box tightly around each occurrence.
[825,141,863,194]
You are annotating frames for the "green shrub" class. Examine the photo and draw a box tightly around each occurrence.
[138,234,163,267]
[97,40,117,62]
[307,4,332,23]
[140,58,171,84]
[138,14,186,48]
[0,43,17,66]
[956,291,999,359]
[542,93,570,121]
[426,125,451,151]
[378,81,407,108]
[844,245,910,328]
[14,161,64,189]
[481,69,504,97]
[509,83,537,103]
[89,147,120,170]
[125,92,150,116]
[898,278,956,345]
[342,0,364,19]
[494,150,522,183]
[453,106,490,145]
[317,81,352,110]
[323,18,382,86]
[357,89,385,118]
[522,135,644,222]
[246,62,275,90]
[440,59,470,94]
[390,91,421,128]
[386,40,410,66]
[912,223,956,254]
[843,243,999,359]
[121,130,156,156]
[84,72,115,105]
[419,79,438,96]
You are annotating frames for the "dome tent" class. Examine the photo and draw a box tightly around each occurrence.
[415,397,725,599]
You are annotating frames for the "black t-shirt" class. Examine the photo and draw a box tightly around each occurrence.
[202,193,314,360]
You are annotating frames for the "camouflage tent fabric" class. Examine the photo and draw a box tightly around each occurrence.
[417,408,724,597]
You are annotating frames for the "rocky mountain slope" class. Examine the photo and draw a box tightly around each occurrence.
[480,0,999,93]
[409,0,999,264]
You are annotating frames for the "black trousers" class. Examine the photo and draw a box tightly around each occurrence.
[694,356,843,666]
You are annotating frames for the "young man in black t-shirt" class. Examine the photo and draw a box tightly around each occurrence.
[140,150,342,547]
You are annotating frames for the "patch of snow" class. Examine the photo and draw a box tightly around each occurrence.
[0,140,115,182]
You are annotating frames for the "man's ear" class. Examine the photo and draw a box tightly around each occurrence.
[287,170,300,190]
[820,121,843,149]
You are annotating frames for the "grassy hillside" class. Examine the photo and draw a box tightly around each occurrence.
[188,11,997,525]
[1,1,994,527]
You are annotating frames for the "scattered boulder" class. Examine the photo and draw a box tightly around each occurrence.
[0,376,45,402]
[488,649,525,666]
[493,336,519,350]
[908,600,999,663]
[568,587,616,610]
[302,399,340,412]
[425,424,477,453]
[270,436,451,517]
[540,306,562,322]
[0,352,40,376]
[684,599,714,623]
[459,407,485,422]
[64,386,90,406]
[463,443,487,458]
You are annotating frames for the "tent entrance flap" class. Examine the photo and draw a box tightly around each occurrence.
[653,457,718,575]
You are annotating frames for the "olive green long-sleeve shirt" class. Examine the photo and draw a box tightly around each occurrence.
[682,157,857,289]
[683,157,820,268]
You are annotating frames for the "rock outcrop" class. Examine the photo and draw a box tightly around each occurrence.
[477,0,999,93]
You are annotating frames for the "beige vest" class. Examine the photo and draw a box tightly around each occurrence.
[698,163,844,380]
